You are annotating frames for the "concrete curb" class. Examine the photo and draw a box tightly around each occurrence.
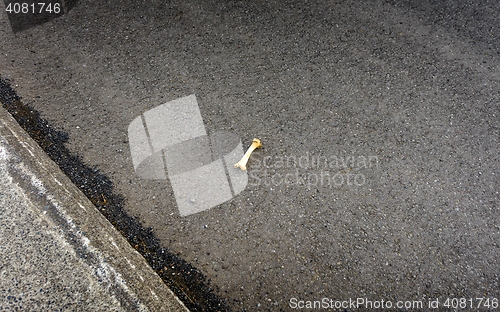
[0,104,189,311]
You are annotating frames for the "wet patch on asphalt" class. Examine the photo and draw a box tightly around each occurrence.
[0,76,231,312]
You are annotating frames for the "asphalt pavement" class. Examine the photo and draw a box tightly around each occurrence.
[1,0,499,311]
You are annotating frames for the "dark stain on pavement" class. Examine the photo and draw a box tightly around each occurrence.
[0,76,231,312]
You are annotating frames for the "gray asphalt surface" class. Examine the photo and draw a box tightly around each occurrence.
[1,0,499,310]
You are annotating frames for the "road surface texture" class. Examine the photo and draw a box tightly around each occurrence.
[1,0,499,310]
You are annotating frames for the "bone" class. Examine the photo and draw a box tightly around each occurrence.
[234,138,262,170]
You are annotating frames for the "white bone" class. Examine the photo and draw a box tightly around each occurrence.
[234,138,262,170]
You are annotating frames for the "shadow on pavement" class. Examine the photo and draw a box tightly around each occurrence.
[3,0,79,33]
